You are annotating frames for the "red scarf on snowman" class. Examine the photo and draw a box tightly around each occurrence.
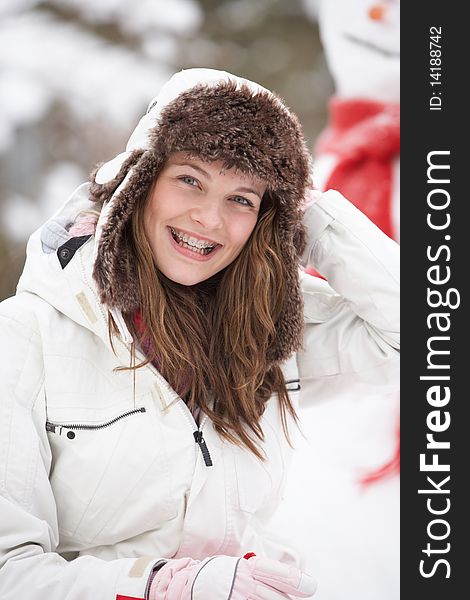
[314,98,401,484]
[315,97,400,239]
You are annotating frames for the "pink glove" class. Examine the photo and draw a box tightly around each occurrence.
[148,554,316,599]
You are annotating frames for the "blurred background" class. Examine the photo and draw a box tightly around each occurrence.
[0,0,332,300]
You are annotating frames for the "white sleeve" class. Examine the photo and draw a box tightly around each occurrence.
[298,189,399,385]
[0,300,158,600]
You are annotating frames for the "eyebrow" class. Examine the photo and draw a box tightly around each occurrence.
[174,161,211,179]
[235,186,263,200]
[172,161,264,200]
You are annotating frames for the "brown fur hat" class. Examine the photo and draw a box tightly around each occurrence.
[89,71,312,362]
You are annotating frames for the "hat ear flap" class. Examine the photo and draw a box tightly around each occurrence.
[267,219,306,363]
[89,149,145,206]
[92,149,163,310]
[268,283,305,363]
[292,220,307,258]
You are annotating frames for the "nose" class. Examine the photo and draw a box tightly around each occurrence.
[368,3,388,21]
[189,197,224,230]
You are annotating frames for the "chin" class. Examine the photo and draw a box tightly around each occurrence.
[176,276,207,287]
[159,268,211,287]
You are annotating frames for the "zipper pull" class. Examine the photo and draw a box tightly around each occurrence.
[193,430,213,467]
[46,422,63,435]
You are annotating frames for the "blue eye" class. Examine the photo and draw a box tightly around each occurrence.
[232,196,253,207]
[179,175,198,186]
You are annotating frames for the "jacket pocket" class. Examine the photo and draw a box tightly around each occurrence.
[46,400,177,547]
[232,397,294,516]
[233,446,274,514]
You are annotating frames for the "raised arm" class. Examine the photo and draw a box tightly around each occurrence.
[297,189,399,388]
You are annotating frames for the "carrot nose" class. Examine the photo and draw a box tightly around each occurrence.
[368,3,388,21]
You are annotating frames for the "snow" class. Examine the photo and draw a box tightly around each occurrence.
[0,12,170,133]
[273,389,400,600]
[0,0,202,153]
[48,0,203,35]
[0,0,39,16]
[0,1,182,237]
[2,162,85,241]
[0,71,50,149]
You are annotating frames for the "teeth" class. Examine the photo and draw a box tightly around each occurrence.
[170,228,218,255]
[171,228,217,249]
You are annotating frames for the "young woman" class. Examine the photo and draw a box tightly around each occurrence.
[0,68,399,600]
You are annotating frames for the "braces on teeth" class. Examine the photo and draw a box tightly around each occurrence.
[170,227,218,253]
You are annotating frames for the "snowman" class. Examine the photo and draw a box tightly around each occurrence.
[314,0,400,241]
[272,3,400,600]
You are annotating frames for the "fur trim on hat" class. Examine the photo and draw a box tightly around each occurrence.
[90,78,312,363]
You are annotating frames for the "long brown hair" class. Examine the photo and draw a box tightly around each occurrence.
[115,185,299,460]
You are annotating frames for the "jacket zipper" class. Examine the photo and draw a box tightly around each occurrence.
[130,341,214,468]
[92,302,213,467]
[76,291,214,467]
[177,403,213,467]
[45,407,146,435]
[152,369,213,467]
[193,430,213,467]
[90,307,213,467]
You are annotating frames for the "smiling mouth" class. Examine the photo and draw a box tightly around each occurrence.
[344,33,400,59]
[169,227,220,256]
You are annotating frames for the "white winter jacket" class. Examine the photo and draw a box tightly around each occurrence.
[0,184,399,599]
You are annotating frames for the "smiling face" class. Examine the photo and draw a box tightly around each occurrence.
[143,153,266,286]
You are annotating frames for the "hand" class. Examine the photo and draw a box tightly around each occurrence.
[148,554,316,600]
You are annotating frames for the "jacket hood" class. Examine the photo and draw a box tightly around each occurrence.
[19,68,313,363]
[16,183,109,340]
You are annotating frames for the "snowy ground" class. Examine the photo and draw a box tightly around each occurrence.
[273,389,399,600]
